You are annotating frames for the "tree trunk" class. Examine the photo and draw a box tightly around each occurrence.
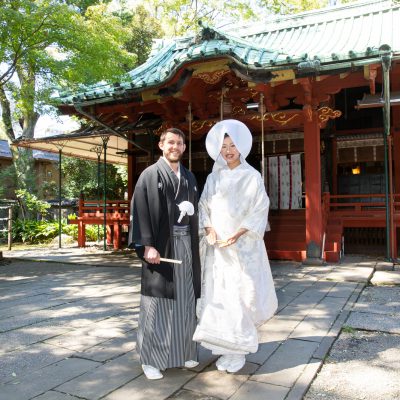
[0,87,14,141]
[22,111,39,139]
[0,85,38,196]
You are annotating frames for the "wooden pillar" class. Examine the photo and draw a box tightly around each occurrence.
[113,222,120,249]
[392,67,400,194]
[393,131,400,194]
[77,221,86,247]
[391,66,400,258]
[304,111,323,261]
[106,225,112,245]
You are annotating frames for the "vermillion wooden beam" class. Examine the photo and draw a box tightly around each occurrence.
[304,110,323,261]
[391,66,400,194]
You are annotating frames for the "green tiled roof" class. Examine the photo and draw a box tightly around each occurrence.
[58,0,400,106]
[230,0,400,64]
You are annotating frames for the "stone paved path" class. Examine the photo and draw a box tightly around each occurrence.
[0,250,392,400]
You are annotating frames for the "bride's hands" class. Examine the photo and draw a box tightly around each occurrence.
[205,227,217,245]
[218,228,248,248]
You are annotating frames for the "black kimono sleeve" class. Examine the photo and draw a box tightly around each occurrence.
[128,167,161,258]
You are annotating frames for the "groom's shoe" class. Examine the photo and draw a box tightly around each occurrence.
[142,364,163,380]
[184,360,199,368]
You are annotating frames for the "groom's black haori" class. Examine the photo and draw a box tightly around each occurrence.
[129,157,201,299]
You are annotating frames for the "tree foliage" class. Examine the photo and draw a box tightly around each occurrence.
[61,157,127,200]
[0,0,133,94]
[256,0,356,15]
[131,0,257,37]
[0,0,135,196]
[15,188,50,219]
[116,4,162,67]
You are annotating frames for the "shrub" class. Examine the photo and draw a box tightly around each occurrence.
[10,219,103,244]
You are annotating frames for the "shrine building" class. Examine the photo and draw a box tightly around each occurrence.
[16,0,400,263]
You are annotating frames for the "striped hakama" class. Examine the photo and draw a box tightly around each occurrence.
[136,225,197,369]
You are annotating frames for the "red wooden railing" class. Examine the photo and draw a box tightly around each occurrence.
[69,198,130,249]
[322,193,400,258]
[323,193,400,218]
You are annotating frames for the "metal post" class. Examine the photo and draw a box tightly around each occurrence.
[97,153,101,242]
[58,148,62,249]
[383,133,390,259]
[102,137,109,251]
[220,90,224,121]
[91,145,103,244]
[380,45,392,260]
[260,93,265,181]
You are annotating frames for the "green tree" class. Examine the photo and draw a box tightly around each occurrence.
[61,157,127,200]
[117,0,257,38]
[116,4,162,68]
[62,0,113,13]
[257,0,357,15]
[0,0,134,195]
[15,188,50,219]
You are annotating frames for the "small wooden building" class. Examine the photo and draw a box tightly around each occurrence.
[0,140,60,199]
[16,0,400,262]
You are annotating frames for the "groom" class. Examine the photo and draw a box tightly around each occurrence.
[129,127,201,379]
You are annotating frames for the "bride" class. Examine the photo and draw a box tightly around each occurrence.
[193,119,278,373]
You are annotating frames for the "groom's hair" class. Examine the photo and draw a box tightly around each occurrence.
[159,128,186,143]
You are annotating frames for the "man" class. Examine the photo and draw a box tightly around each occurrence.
[129,127,201,380]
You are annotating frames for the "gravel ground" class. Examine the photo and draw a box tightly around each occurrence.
[305,284,400,400]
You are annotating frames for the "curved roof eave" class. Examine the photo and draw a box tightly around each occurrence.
[57,47,387,107]
[56,0,400,107]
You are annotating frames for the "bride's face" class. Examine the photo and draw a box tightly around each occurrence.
[220,135,241,169]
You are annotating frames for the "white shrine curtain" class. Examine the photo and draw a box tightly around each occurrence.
[291,153,303,209]
[267,156,279,209]
[265,153,303,210]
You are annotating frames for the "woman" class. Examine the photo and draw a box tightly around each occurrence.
[193,119,278,373]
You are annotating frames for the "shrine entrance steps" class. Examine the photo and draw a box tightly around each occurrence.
[265,210,306,262]
[265,210,343,263]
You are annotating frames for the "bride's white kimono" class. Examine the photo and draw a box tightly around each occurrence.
[193,162,278,354]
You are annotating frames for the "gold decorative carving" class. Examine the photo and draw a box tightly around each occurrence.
[232,105,246,115]
[318,107,342,123]
[195,69,230,84]
[249,89,258,98]
[155,122,173,136]
[191,120,215,133]
[250,112,300,126]
[268,112,300,126]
